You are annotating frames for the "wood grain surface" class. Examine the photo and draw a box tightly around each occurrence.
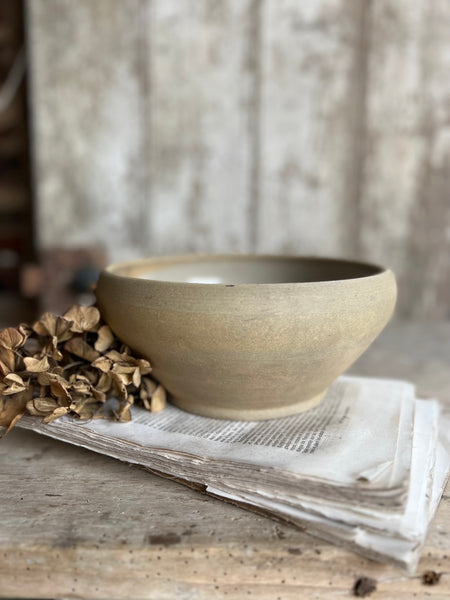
[0,321,449,599]
[26,0,450,318]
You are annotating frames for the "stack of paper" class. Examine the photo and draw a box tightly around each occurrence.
[16,375,449,573]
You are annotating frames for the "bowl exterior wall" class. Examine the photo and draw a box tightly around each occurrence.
[96,269,396,420]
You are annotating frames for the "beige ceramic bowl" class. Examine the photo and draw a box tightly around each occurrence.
[95,255,396,420]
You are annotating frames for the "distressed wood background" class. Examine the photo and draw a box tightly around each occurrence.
[26,0,450,319]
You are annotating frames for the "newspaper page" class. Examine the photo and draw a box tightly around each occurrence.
[18,376,415,506]
[206,399,448,573]
[206,399,437,534]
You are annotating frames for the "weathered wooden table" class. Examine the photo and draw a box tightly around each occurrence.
[1,322,449,599]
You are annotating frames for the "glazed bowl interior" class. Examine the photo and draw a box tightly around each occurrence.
[108,255,383,285]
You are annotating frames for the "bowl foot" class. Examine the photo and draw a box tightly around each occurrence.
[169,388,328,421]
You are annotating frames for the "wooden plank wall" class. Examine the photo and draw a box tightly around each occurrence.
[26,0,450,319]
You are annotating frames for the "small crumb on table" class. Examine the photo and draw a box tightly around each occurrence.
[353,576,377,597]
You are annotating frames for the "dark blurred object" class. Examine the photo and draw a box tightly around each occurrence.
[33,246,106,315]
[0,0,36,327]
[71,264,102,295]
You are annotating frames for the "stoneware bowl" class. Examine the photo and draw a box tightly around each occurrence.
[95,255,396,420]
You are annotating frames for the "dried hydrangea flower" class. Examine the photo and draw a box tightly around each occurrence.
[0,305,166,436]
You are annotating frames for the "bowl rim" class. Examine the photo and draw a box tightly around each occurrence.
[100,254,394,287]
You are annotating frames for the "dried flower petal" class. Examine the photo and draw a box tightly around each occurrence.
[33,312,73,339]
[43,406,70,423]
[24,355,51,373]
[95,325,114,353]
[150,385,166,412]
[2,412,25,435]
[64,305,100,333]
[140,377,165,411]
[0,346,16,375]
[70,378,91,396]
[33,396,60,413]
[135,358,152,375]
[0,373,28,396]
[37,371,50,386]
[111,361,136,375]
[96,372,112,392]
[26,396,58,416]
[91,356,112,373]
[140,376,158,398]
[109,349,128,361]
[0,327,27,350]
[110,371,128,399]
[0,387,32,434]
[132,368,141,388]
[70,399,97,420]
[111,355,151,388]
[92,387,106,403]
[115,401,132,422]
[47,373,71,400]
[64,337,99,362]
